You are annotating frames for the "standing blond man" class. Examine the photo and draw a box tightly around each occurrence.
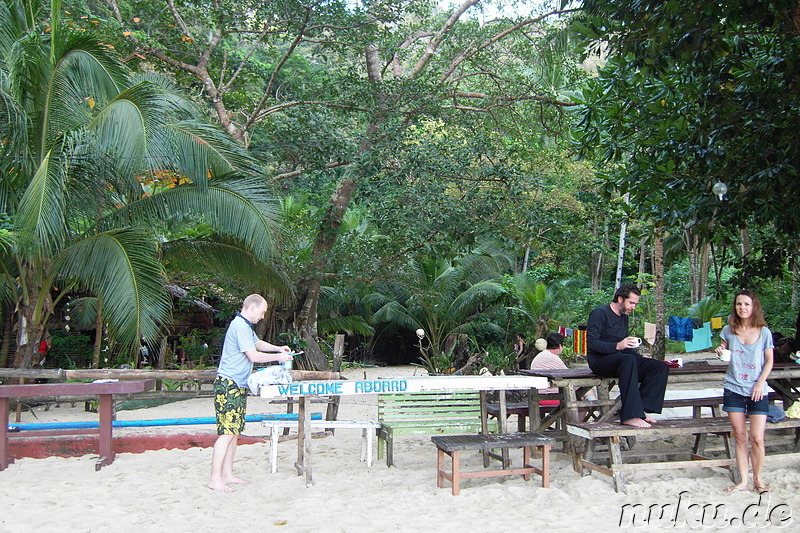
[209,294,293,492]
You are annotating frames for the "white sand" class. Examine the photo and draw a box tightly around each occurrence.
[2,362,800,532]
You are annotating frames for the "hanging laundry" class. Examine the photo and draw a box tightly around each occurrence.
[684,321,712,352]
[668,316,694,341]
[711,316,724,329]
[558,326,567,337]
[644,322,657,345]
[565,328,574,337]
[573,328,587,355]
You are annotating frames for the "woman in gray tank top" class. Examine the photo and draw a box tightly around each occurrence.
[716,289,774,493]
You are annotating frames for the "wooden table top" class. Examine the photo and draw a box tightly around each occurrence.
[0,380,155,398]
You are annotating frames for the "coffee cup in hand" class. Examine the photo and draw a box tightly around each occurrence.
[631,337,642,348]
[719,349,731,362]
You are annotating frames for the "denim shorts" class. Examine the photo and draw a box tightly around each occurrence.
[722,388,769,416]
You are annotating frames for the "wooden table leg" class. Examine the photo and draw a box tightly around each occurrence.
[541,444,550,488]
[96,393,114,470]
[296,396,313,486]
[608,436,627,494]
[436,448,445,488]
[0,398,10,470]
[451,450,460,496]
[498,390,509,468]
[480,390,489,467]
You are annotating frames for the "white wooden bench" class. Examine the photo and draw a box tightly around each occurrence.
[262,420,381,473]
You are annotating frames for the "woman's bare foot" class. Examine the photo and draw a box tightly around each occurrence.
[754,481,770,493]
[725,483,749,493]
[208,480,235,493]
[622,418,651,428]
[224,475,250,485]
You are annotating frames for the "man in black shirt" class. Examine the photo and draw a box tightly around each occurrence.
[587,284,669,428]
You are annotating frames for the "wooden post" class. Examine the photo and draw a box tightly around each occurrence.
[326,334,345,429]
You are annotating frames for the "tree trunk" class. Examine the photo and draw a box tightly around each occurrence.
[590,219,606,292]
[12,267,51,369]
[652,230,665,360]
[92,296,103,369]
[0,304,12,368]
[792,253,798,311]
[614,194,630,289]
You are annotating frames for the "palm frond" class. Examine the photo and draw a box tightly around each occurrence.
[318,315,374,337]
[370,300,420,331]
[167,121,262,184]
[449,280,504,318]
[53,228,171,354]
[162,239,293,304]
[15,151,65,256]
[101,178,281,263]
[65,296,100,329]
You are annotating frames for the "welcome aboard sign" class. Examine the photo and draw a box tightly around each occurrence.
[258,375,548,398]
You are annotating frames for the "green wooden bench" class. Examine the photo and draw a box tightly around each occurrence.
[377,391,499,467]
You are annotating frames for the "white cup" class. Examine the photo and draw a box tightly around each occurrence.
[631,337,642,347]
[719,349,731,362]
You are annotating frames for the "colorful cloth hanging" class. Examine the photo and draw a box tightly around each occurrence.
[711,316,724,329]
[573,328,587,355]
[684,321,712,352]
[668,316,694,341]
[644,322,657,345]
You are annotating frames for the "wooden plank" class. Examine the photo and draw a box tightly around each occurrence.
[621,458,735,471]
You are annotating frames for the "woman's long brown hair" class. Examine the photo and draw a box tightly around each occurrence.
[728,289,768,334]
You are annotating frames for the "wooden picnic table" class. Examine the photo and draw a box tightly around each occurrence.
[1,380,155,471]
[521,362,800,471]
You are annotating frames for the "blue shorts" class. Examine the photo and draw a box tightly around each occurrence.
[722,388,769,416]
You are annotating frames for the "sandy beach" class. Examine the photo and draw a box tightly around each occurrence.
[3,359,800,532]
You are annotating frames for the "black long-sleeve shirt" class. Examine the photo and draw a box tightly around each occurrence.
[587,304,636,357]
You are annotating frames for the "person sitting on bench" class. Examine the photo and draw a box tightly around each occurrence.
[586,284,669,428]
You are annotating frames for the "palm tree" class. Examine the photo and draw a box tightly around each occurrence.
[0,0,281,368]
[369,254,505,371]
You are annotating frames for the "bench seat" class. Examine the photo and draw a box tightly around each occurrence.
[432,432,554,495]
[568,415,800,493]
[377,391,498,466]
[262,420,381,473]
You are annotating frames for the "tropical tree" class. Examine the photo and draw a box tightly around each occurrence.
[368,253,507,371]
[0,0,281,368]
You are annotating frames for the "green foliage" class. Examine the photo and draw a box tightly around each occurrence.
[49,330,93,369]
[0,0,282,365]
[688,296,727,324]
[482,346,516,375]
[575,0,800,238]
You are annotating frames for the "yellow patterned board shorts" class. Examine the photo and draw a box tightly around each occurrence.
[214,376,247,435]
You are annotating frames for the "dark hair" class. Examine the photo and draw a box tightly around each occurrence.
[613,283,641,304]
[729,289,767,333]
[516,332,525,339]
[546,332,565,350]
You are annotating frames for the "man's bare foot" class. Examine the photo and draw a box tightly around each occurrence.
[644,416,658,424]
[754,481,770,493]
[224,475,250,485]
[208,480,234,493]
[725,483,748,493]
[622,418,651,428]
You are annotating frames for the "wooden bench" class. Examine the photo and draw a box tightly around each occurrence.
[568,415,800,493]
[262,420,381,473]
[1,380,154,471]
[568,418,736,493]
[432,432,554,495]
[377,391,498,467]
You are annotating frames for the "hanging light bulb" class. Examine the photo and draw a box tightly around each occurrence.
[712,181,728,201]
